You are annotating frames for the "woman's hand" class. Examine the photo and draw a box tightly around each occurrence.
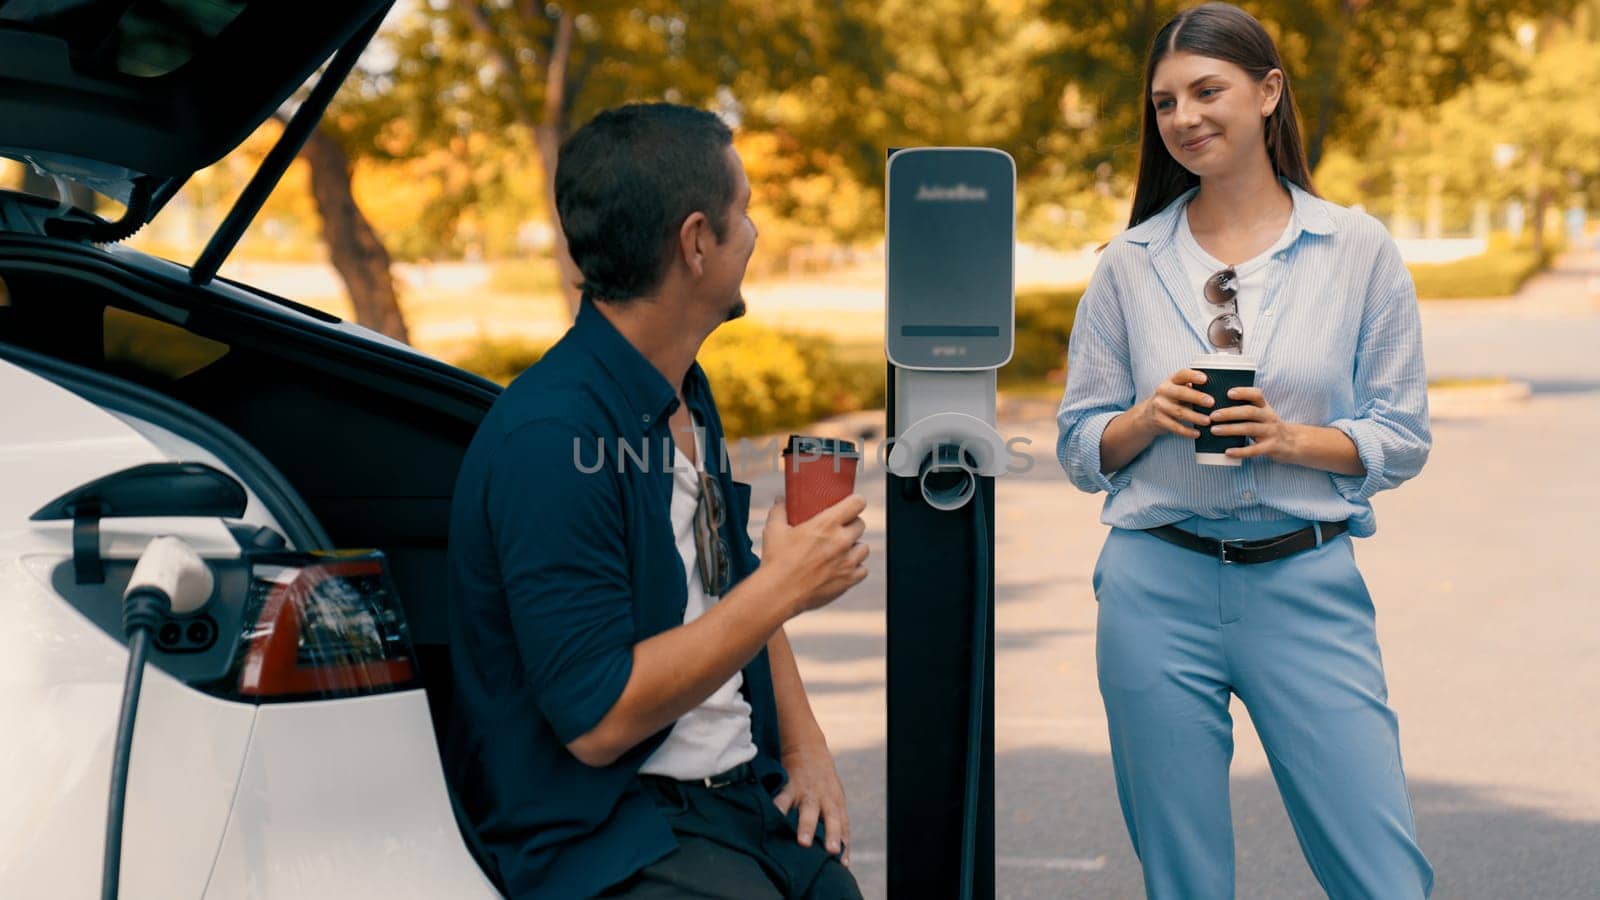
[1209,386,1300,462]
[1132,368,1218,440]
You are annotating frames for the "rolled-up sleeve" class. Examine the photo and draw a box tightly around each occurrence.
[1058,254,1137,495]
[1328,238,1432,500]
[486,420,635,745]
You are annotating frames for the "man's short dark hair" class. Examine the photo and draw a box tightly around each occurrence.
[555,103,736,304]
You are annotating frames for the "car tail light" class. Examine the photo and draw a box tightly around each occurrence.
[233,550,417,700]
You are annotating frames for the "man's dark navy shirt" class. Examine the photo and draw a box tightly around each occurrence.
[445,300,784,899]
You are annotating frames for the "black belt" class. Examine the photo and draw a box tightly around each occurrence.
[1144,521,1347,565]
[641,760,757,790]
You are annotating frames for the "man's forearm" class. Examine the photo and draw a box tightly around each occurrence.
[768,627,826,751]
[567,565,801,766]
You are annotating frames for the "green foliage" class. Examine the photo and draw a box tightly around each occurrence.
[486,259,563,295]
[450,337,549,386]
[1407,232,1564,299]
[699,321,885,438]
[1000,288,1084,385]
[447,321,885,438]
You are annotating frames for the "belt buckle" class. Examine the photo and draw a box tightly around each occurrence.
[702,768,739,789]
[1217,538,1242,565]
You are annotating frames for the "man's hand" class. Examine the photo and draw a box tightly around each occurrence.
[774,740,851,866]
[1209,386,1299,462]
[760,494,869,616]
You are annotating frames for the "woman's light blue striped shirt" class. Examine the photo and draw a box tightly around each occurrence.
[1056,181,1430,538]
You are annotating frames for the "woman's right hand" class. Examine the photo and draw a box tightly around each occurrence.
[1131,368,1217,440]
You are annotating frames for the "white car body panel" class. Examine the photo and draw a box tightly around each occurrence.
[0,362,257,898]
[205,692,500,899]
[3,342,494,898]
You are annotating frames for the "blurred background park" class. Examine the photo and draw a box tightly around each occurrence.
[3,0,1597,438]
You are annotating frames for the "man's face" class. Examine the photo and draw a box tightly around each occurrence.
[704,145,757,322]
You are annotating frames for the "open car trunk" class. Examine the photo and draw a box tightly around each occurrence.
[0,239,495,764]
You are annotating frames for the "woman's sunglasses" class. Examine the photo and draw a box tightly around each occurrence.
[1204,267,1244,353]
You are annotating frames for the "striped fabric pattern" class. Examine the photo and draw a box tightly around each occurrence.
[1056,181,1431,538]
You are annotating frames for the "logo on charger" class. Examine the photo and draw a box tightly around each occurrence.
[915,183,988,202]
[932,346,968,357]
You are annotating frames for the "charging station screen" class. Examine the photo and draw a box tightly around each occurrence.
[886,148,1015,370]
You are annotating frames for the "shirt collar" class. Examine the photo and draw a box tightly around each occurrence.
[1122,177,1337,250]
[571,299,680,424]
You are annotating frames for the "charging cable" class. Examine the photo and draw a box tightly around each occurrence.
[103,536,213,900]
[959,491,989,900]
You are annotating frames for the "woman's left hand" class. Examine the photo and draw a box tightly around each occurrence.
[1209,387,1299,462]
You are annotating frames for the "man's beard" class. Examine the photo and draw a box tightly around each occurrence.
[725,296,747,322]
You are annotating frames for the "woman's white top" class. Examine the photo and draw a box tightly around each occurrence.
[1175,205,1298,357]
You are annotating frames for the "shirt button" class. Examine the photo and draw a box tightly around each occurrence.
[642,414,651,423]
[1242,490,1256,502]
[1275,252,1287,260]
[1263,310,1273,316]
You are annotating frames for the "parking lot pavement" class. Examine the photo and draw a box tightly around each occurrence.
[744,384,1600,897]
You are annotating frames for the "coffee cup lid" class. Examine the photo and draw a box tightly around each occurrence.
[1191,352,1257,370]
[783,435,860,458]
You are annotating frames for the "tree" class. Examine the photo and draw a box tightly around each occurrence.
[1034,0,1578,184]
[1406,26,1600,256]
[300,124,410,343]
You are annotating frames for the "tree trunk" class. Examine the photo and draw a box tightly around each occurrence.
[1530,189,1549,262]
[1307,94,1332,173]
[538,11,583,320]
[300,126,410,344]
[535,125,585,320]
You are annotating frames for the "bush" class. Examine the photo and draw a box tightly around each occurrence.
[450,337,548,385]
[1406,232,1562,300]
[448,321,884,438]
[697,322,820,437]
[784,332,887,417]
[446,294,1086,436]
[1000,288,1083,385]
[485,259,563,295]
[700,322,885,437]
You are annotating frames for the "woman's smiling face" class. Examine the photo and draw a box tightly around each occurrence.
[1150,51,1282,179]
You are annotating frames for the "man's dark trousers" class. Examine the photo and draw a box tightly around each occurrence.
[599,769,861,899]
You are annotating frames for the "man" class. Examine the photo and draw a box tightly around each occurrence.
[446,103,869,900]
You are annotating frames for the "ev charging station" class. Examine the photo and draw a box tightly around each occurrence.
[884,147,1014,898]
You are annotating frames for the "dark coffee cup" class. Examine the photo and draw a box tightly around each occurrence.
[1190,353,1257,466]
[783,435,860,524]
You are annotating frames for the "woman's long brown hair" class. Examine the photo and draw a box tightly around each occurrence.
[1126,2,1317,230]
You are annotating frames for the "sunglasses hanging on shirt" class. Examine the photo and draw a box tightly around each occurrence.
[1204,267,1244,354]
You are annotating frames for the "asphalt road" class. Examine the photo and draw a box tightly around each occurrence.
[749,251,1600,898]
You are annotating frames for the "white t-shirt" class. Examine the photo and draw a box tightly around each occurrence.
[1176,204,1296,356]
[638,419,758,780]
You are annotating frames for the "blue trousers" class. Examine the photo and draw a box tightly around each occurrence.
[1093,519,1434,899]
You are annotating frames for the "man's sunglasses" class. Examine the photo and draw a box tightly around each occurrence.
[693,471,733,596]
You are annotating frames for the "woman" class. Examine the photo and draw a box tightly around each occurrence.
[1056,4,1435,898]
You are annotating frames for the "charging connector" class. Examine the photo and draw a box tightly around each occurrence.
[103,536,213,900]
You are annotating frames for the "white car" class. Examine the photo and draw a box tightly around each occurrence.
[1,2,502,897]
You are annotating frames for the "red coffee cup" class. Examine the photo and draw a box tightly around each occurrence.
[783,435,861,525]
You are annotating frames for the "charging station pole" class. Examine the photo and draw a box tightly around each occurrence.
[884,147,1014,899]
